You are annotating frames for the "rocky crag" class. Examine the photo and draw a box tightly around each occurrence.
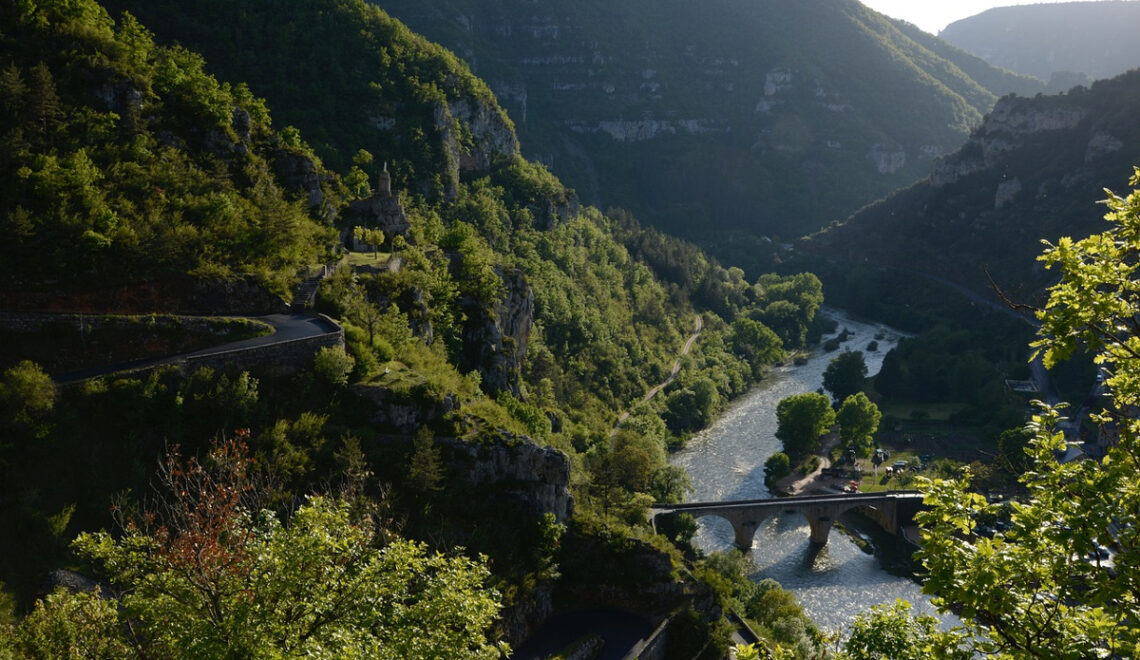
[379,0,1043,244]
[807,70,1140,302]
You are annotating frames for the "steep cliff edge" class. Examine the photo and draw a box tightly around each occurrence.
[807,70,1140,302]
[100,0,519,201]
[379,0,1043,242]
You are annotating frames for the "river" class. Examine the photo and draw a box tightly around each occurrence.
[670,308,946,634]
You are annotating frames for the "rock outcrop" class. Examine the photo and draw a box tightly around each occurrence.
[434,96,520,198]
[438,435,572,522]
[342,172,412,246]
[272,150,337,222]
[932,95,1090,187]
[352,384,458,434]
[459,267,534,396]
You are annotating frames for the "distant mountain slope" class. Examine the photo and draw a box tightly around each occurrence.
[941,2,1140,83]
[370,0,1043,241]
[807,70,1140,304]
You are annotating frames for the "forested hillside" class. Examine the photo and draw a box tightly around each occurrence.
[0,1,829,654]
[807,69,1140,306]
[359,0,1042,246]
[0,2,335,299]
[941,1,1140,83]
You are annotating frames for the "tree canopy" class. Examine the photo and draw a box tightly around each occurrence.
[836,392,881,457]
[823,350,868,403]
[2,440,505,659]
[915,168,1140,657]
[775,392,835,459]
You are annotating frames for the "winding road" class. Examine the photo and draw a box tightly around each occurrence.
[612,314,703,435]
[53,313,340,383]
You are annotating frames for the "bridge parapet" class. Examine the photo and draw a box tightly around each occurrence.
[652,491,923,548]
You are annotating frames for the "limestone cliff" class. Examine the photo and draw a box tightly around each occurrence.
[380,0,1043,242]
[437,435,572,522]
[459,267,534,396]
[809,70,1140,300]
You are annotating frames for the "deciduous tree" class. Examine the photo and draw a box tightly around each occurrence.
[823,351,867,403]
[916,168,1140,657]
[775,393,835,459]
[836,392,881,457]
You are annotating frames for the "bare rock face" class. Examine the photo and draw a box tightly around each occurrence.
[343,194,411,244]
[460,267,534,396]
[932,95,1090,187]
[352,385,458,433]
[434,95,520,198]
[272,150,335,221]
[437,435,573,522]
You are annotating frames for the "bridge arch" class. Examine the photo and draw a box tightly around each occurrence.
[651,491,921,549]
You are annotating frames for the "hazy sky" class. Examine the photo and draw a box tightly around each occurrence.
[861,0,1121,34]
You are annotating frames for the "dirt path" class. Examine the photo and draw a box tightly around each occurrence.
[772,431,845,496]
[612,314,703,435]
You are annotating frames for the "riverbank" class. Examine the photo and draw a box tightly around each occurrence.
[670,308,949,633]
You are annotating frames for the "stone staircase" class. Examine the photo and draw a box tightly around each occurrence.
[291,264,334,311]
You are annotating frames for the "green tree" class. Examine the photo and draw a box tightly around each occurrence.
[836,392,881,457]
[313,345,355,386]
[406,426,444,494]
[916,168,1140,657]
[823,351,868,403]
[731,317,784,376]
[3,587,130,659]
[764,451,791,487]
[842,600,967,660]
[775,393,835,459]
[59,441,505,658]
[0,360,55,425]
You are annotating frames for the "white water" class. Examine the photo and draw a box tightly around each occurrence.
[670,308,947,634]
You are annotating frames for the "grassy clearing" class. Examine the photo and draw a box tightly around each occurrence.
[344,250,392,268]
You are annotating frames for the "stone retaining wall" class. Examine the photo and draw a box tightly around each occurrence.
[179,321,343,376]
[30,313,345,383]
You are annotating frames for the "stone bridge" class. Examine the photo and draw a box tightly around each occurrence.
[651,491,924,548]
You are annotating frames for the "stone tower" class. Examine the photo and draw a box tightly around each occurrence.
[378,161,392,197]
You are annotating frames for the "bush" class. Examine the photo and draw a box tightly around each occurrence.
[313,346,355,386]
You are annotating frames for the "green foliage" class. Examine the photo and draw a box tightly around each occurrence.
[698,553,826,658]
[764,451,792,487]
[841,600,968,660]
[823,350,868,403]
[915,168,1140,657]
[754,273,824,350]
[664,376,721,432]
[836,392,881,457]
[4,587,130,659]
[405,427,443,494]
[0,360,55,425]
[313,345,355,386]
[62,441,505,659]
[731,317,785,378]
[99,0,515,194]
[0,0,335,293]
[775,392,835,459]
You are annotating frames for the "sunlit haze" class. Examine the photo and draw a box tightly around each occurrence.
[860,0,1124,34]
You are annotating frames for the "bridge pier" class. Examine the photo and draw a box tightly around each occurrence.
[808,516,833,545]
[732,519,758,550]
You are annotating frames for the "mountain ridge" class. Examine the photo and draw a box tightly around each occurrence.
[375,0,1045,244]
[941,1,1140,83]
[806,69,1140,305]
